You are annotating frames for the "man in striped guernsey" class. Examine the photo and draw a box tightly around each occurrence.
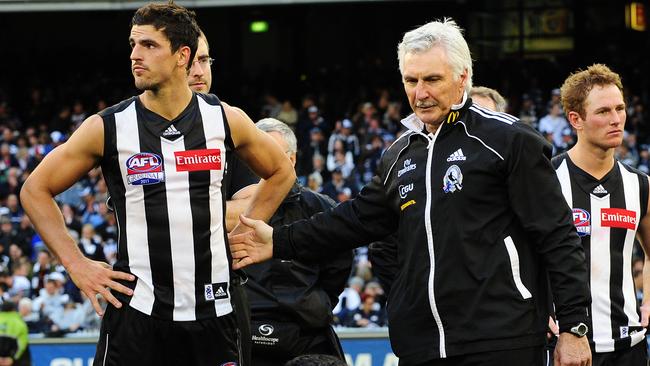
[553,64,650,366]
[20,3,294,366]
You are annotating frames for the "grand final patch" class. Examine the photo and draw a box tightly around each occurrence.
[443,165,463,193]
[572,208,591,237]
[126,152,165,185]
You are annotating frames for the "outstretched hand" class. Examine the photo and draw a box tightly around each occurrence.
[229,214,274,270]
[66,257,135,316]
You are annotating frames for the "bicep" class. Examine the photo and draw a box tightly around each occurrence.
[225,104,289,179]
[28,115,104,195]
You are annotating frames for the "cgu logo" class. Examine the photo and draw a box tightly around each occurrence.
[399,184,414,199]
[126,153,162,173]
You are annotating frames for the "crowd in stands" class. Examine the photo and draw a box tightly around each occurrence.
[0,80,648,334]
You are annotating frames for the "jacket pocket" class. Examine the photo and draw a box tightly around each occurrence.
[503,236,532,299]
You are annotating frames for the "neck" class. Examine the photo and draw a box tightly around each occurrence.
[568,141,616,180]
[140,76,193,120]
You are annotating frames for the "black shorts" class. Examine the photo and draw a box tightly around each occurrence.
[592,341,648,366]
[94,304,241,366]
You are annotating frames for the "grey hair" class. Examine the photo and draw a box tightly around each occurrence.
[256,118,297,154]
[469,86,507,112]
[397,18,473,93]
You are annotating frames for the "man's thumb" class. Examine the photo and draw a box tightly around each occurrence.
[239,214,257,228]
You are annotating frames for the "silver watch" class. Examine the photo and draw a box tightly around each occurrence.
[569,322,588,337]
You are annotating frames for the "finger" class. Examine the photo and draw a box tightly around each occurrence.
[239,214,260,229]
[107,280,134,296]
[100,287,123,309]
[231,250,248,259]
[233,257,253,270]
[109,270,136,282]
[229,232,253,244]
[88,291,104,316]
[230,243,253,253]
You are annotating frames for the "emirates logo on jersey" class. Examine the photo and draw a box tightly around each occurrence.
[601,208,636,230]
[174,149,221,172]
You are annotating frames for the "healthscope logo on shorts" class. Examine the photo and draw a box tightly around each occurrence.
[258,324,274,336]
[601,208,636,230]
[126,152,165,185]
[174,148,221,172]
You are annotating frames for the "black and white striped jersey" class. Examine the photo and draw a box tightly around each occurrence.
[553,152,649,352]
[99,93,234,321]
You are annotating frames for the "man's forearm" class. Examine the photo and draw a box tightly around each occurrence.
[21,185,85,268]
[642,257,650,305]
[242,168,294,223]
[226,197,253,232]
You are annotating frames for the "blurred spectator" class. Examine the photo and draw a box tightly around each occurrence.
[347,295,384,328]
[18,297,45,334]
[78,224,106,263]
[518,94,538,129]
[333,276,363,325]
[32,272,69,319]
[538,102,568,150]
[31,249,53,294]
[48,299,84,336]
[276,100,298,129]
[326,140,355,179]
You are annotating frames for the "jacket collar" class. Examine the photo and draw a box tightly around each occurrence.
[400,91,470,134]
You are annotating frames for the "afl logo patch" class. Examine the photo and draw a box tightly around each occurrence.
[126,153,165,185]
[572,208,591,237]
[443,165,463,193]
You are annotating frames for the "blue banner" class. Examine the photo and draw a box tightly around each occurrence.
[30,334,396,366]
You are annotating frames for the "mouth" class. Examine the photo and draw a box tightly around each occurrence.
[607,130,623,136]
[132,65,147,73]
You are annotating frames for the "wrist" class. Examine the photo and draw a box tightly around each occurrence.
[559,322,588,337]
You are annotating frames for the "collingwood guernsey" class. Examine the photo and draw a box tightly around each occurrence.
[553,152,649,352]
[99,93,234,321]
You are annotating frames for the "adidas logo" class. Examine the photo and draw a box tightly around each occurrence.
[215,286,226,296]
[592,185,608,195]
[162,125,181,137]
[446,149,467,162]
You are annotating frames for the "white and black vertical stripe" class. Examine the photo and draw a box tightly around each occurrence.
[553,154,648,352]
[99,95,232,321]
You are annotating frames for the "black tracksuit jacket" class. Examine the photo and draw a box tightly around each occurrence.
[273,96,590,364]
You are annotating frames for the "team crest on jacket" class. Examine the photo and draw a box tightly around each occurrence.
[126,152,165,185]
[572,208,591,237]
[443,165,463,193]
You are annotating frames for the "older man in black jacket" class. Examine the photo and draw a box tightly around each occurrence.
[230,19,591,366]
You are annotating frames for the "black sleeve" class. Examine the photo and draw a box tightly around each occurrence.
[506,126,590,328]
[273,172,398,262]
[368,234,399,296]
[225,155,259,200]
[308,192,355,307]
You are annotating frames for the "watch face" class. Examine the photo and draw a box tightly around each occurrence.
[572,323,588,336]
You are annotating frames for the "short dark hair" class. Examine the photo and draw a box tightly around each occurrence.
[131,1,201,70]
[284,354,347,366]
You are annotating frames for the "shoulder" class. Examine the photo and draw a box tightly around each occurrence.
[196,92,222,106]
[618,160,649,179]
[98,96,138,119]
[551,152,569,169]
[299,186,337,210]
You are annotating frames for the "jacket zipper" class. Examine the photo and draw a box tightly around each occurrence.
[423,125,446,358]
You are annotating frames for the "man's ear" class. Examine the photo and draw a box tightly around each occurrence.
[177,45,192,69]
[567,111,583,131]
